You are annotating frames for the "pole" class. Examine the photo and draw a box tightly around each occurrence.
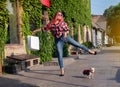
[78,24,82,43]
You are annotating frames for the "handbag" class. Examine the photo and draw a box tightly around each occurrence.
[27,36,40,50]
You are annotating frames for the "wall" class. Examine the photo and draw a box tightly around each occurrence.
[5,44,26,57]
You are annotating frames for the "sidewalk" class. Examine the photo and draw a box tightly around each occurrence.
[0,46,120,87]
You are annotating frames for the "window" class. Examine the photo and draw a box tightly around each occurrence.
[6,0,19,44]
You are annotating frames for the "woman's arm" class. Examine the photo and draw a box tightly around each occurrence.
[61,22,69,32]
[32,28,41,35]
[61,22,70,38]
[64,31,69,38]
[32,23,51,35]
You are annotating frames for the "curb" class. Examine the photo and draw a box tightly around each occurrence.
[43,57,76,66]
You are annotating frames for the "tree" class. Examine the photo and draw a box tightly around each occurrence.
[0,0,9,75]
[104,3,120,43]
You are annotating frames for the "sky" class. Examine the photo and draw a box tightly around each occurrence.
[91,0,120,15]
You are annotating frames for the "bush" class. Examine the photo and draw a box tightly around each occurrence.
[82,41,93,48]
[105,44,111,47]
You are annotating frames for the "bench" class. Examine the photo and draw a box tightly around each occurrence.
[70,48,83,55]
[7,54,40,70]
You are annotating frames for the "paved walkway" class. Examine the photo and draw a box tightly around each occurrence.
[0,46,120,87]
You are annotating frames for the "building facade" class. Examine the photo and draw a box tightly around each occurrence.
[92,15,107,47]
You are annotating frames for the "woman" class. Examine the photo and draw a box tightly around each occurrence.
[35,12,96,76]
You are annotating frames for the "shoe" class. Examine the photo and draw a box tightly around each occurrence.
[59,68,64,76]
[59,74,64,76]
[94,51,97,55]
[89,51,97,55]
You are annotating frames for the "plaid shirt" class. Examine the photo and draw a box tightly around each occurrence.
[43,21,69,38]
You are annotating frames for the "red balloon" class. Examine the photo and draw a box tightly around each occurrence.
[40,0,50,8]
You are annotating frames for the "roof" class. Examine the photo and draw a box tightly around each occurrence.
[92,15,107,30]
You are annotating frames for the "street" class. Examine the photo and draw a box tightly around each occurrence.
[0,46,120,87]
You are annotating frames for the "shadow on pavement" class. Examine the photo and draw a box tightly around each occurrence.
[0,76,39,87]
[112,66,120,83]
[72,76,86,78]
[115,69,120,83]
[17,73,89,87]
[26,69,59,76]
[108,68,120,83]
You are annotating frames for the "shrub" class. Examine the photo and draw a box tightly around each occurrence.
[82,41,93,48]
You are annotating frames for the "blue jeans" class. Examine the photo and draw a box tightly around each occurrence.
[55,35,90,69]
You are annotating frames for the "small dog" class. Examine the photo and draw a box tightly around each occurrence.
[83,67,95,79]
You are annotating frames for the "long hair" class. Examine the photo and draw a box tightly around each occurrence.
[47,12,64,27]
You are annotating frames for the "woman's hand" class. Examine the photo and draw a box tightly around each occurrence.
[64,31,69,39]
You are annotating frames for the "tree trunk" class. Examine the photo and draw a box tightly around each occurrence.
[16,0,23,44]
[0,59,2,76]
[87,26,92,42]
[78,24,82,43]
[71,23,74,38]
[84,25,87,42]
[43,11,50,25]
